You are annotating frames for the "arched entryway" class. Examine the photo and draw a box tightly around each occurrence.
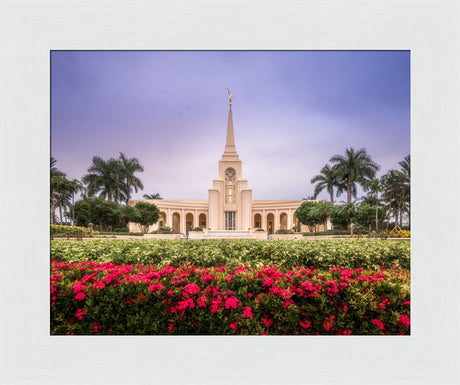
[199,213,207,228]
[267,213,274,234]
[292,213,299,232]
[186,213,194,236]
[158,212,166,229]
[172,212,180,233]
[280,212,287,229]
[254,213,262,229]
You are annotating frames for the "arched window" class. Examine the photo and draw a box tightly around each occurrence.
[225,168,236,204]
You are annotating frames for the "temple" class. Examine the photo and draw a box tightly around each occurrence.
[129,94,322,237]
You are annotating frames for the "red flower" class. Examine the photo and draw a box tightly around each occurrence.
[92,281,105,289]
[398,314,410,327]
[263,277,274,287]
[210,297,222,313]
[225,296,239,309]
[197,295,207,307]
[342,329,352,335]
[184,283,200,294]
[371,318,385,331]
[299,320,311,329]
[75,292,86,301]
[148,282,164,293]
[322,315,335,331]
[242,306,253,319]
[72,282,86,293]
[229,321,238,330]
[263,315,273,328]
[74,308,86,320]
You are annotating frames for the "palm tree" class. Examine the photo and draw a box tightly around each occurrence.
[82,156,125,203]
[68,179,85,226]
[50,157,66,224]
[329,148,380,203]
[310,164,344,202]
[380,170,406,228]
[366,178,381,231]
[399,155,410,227]
[52,176,72,224]
[119,152,144,205]
[143,193,162,200]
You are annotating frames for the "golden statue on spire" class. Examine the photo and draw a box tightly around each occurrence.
[227,88,233,105]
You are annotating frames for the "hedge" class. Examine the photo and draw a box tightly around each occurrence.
[50,224,99,237]
[50,239,410,271]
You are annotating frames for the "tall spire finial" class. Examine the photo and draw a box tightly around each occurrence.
[222,89,238,160]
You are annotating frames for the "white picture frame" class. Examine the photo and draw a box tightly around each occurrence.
[0,1,458,384]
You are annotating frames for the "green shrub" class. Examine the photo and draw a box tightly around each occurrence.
[275,229,293,234]
[50,224,99,237]
[151,226,173,234]
[50,239,410,271]
[113,227,129,233]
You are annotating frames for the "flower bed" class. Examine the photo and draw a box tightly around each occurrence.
[50,239,410,271]
[51,260,410,335]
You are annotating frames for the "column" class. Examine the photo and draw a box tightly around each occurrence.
[167,209,172,229]
[180,209,186,234]
[262,210,267,231]
[275,209,280,232]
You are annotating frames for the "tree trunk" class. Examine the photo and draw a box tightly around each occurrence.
[375,206,378,232]
[59,202,63,224]
[347,185,352,203]
[51,192,56,224]
[330,193,333,203]
[108,191,113,201]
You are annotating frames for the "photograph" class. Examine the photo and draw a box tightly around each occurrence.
[50,50,411,336]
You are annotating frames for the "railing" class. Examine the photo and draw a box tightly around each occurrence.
[50,229,83,241]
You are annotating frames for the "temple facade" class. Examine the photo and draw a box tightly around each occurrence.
[129,96,323,236]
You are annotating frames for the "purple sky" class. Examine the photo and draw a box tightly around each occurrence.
[51,51,410,201]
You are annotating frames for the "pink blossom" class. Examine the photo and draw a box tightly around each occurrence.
[299,320,311,329]
[342,329,352,335]
[229,321,238,330]
[242,306,253,319]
